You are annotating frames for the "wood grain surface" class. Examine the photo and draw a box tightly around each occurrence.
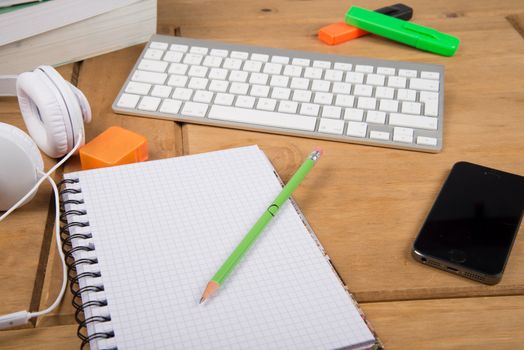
[0,0,523,348]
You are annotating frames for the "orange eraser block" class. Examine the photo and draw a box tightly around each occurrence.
[318,22,368,45]
[79,126,148,170]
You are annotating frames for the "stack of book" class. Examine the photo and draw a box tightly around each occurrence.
[0,0,157,74]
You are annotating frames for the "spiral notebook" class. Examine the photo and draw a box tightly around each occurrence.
[60,145,377,350]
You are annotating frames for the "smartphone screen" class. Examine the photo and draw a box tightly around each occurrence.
[413,162,524,283]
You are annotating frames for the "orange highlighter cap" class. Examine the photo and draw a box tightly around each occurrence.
[318,22,368,45]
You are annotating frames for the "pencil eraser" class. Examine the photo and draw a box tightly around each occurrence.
[318,22,368,45]
[79,126,148,170]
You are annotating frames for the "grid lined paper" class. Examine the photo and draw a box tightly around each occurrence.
[69,146,375,350]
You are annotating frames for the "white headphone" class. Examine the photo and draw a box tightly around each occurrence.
[0,65,91,211]
[0,65,91,329]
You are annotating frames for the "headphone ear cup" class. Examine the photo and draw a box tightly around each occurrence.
[16,70,70,158]
[67,82,92,123]
[0,122,44,211]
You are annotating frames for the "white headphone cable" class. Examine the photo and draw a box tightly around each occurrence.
[0,133,83,329]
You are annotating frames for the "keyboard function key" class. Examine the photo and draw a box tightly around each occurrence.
[355,65,374,73]
[313,60,331,69]
[292,58,310,66]
[398,69,417,78]
[230,51,249,59]
[251,53,269,62]
[420,71,440,80]
[149,41,168,50]
[271,56,290,64]
[333,62,352,71]
[209,49,228,57]
[377,67,395,75]
[170,44,188,52]
[190,46,208,55]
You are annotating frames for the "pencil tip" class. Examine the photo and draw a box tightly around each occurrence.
[199,296,206,304]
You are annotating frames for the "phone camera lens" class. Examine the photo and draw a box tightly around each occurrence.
[421,257,427,262]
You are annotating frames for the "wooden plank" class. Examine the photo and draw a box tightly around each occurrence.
[0,65,73,326]
[37,46,183,327]
[360,296,524,349]
[0,324,80,349]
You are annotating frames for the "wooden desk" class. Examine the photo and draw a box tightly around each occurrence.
[1,0,523,348]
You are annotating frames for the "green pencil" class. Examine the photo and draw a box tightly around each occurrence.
[199,148,323,304]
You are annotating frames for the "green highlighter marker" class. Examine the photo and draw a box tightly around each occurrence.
[345,6,460,56]
[200,148,322,303]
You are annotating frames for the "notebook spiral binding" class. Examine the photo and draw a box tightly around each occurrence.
[59,178,116,350]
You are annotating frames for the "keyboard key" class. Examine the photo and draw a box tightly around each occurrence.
[168,63,189,75]
[410,78,439,91]
[170,44,188,52]
[357,97,376,109]
[208,68,228,80]
[143,48,164,60]
[387,76,406,88]
[420,71,440,80]
[271,55,290,64]
[321,106,341,119]
[332,82,352,94]
[292,90,311,102]
[193,90,214,103]
[370,130,390,140]
[345,72,364,84]
[300,103,320,117]
[138,96,161,111]
[249,72,269,85]
[379,99,398,112]
[187,65,208,78]
[313,60,331,69]
[283,65,303,77]
[215,93,235,106]
[292,58,310,66]
[375,86,394,99]
[209,80,229,92]
[366,111,386,124]
[181,101,208,117]
[190,46,209,55]
[346,121,367,137]
[257,98,277,111]
[159,99,182,114]
[235,95,256,108]
[397,89,417,101]
[269,75,289,87]
[420,91,439,117]
[209,105,317,131]
[183,53,203,65]
[313,92,333,105]
[271,87,291,100]
[263,62,283,75]
[344,108,364,121]
[377,67,395,75]
[209,49,228,57]
[335,95,354,108]
[250,84,270,97]
[366,74,385,86]
[324,69,343,82]
[290,77,310,90]
[389,113,438,130]
[229,70,249,82]
[278,100,298,114]
[231,51,249,59]
[311,80,330,92]
[163,51,184,63]
[223,58,242,70]
[150,41,168,50]
[398,69,417,78]
[125,82,151,95]
[401,101,422,115]
[202,56,223,68]
[251,53,269,62]
[304,67,323,79]
[132,70,167,85]
[150,85,172,98]
[318,118,344,134]
[188,77,209,90]
[138,59,168,72]
[333,62,352,71]
[117,93,140,109]
[229,82,249,95]
[393,127,413,143]
[353,84,373,97]
[243,60,263,72]
[417,136,438,146]
[167,75,188,87]
[355,65,374,73]
[172,87,193,101]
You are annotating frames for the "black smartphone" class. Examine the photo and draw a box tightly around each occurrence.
[412,162,524,284]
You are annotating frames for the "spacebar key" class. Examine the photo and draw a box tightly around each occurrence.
[208,105,317,131]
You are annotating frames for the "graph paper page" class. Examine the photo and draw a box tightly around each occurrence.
[68,145,375,349]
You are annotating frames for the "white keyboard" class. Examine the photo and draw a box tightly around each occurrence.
[113,35,445,152]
